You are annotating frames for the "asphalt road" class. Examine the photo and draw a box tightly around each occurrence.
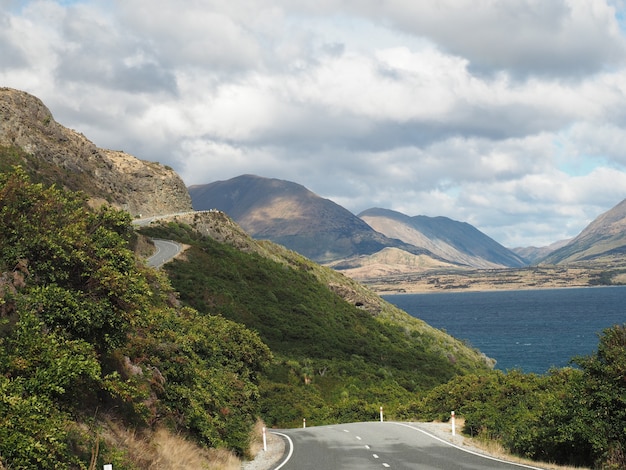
[146,238,182,268]
[271,422,545,470]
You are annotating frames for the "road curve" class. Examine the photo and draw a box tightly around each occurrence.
[271,422,546,470]
[146,239,182,268]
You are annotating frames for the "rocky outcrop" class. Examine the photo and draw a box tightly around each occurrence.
[0,87,192,217]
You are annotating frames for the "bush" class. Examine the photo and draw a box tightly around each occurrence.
[407,325,626,468]
[0,168,274,465]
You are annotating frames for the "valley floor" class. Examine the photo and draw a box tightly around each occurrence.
[351,261,626,295]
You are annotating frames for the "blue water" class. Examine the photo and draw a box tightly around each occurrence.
[384,286,626,374]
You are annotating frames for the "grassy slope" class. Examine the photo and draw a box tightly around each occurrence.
[140,215,493,427]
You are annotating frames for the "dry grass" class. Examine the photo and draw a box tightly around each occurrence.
[100,420,241,470]
[246,419,267,460]
[468,438,590,470]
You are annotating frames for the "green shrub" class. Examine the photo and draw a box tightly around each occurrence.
[0,168,274,464]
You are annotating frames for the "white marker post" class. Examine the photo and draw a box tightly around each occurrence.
[380,406,384,422]
[451,411,456,436]
[104,465,112,470]
[262,426,267,452]
[303,418,306,428]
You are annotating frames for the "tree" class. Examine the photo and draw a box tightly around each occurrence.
[0,167,273,464]
[573,325,626,468]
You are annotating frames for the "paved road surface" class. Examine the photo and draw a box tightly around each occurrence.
[271,422,545,470]
[146,239,182,268]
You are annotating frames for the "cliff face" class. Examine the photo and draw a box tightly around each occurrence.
[0,87,192,217]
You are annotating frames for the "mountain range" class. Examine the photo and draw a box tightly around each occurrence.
[188,175,435,263]
[4,85,626,279]
[359,207,527,268]
[190,175,626,278]
[190,175,527,274]
[541,198,626,264]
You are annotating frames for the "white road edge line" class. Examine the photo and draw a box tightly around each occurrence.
[391,423,546,470]
[270,432,294,470]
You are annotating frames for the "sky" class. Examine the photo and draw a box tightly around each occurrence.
[3,0,626,248]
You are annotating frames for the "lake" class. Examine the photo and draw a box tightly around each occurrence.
[383,286,626,374]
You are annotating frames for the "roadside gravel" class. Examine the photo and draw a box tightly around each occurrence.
[241,431,285,470]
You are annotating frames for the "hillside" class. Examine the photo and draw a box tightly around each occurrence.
[0,89,494,468]
[327,246,458,279]
[0,168,270,468]
[138,213,495,427]
[189,174,438,263]
[541,198,626,265]
[359,208,527,268]
[512,239,570,265]
[0,87,192,217]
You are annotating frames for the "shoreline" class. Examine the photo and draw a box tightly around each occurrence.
[374,283,612,296]
[338,257,626,296]
[347,263,620,295]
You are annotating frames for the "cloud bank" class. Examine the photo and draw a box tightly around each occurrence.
[3,0,626,247]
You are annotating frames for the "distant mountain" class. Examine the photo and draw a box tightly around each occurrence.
[540,198,626,265]
[189,175,437,263]
[327,247,457,279]
[359,208,527,268]
[512,239,570,265]
[189,175,529,270]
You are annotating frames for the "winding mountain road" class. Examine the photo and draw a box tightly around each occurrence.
[146,239,182,268]
[133,213,194,268]
[135,211,219,268]
[271,422,545,470]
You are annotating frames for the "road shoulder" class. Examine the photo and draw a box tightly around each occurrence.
[241,431,285,470]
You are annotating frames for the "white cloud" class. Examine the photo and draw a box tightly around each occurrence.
[3,0,626,248]
[346,0,626,77]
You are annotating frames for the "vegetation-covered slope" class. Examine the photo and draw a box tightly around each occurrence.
[139,216,494,428]
[0,167,270,468]
[139,215,626,469]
